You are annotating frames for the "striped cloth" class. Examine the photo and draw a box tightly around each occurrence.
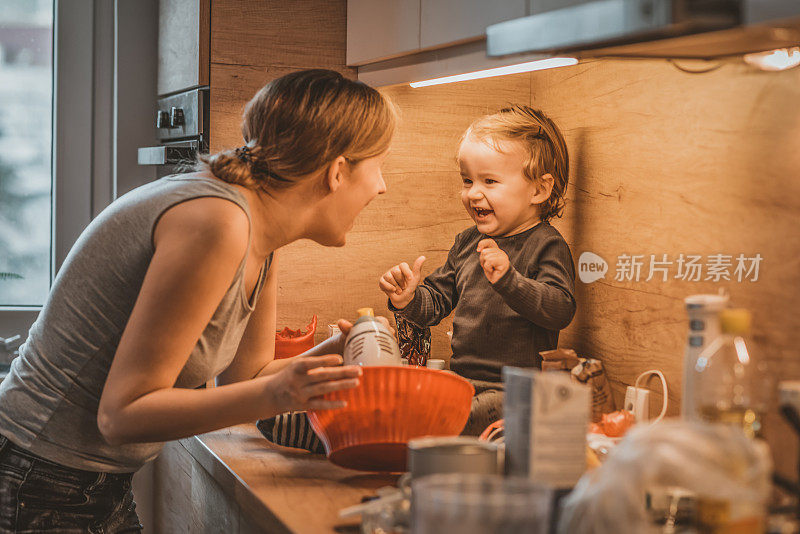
[256,412,325,453]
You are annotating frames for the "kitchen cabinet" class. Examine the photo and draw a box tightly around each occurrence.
[152,439,261,533]
[420,0,526,49]
[347,0,529,66]
[347,0,420,65]
[157,0,210,96]
[152,426,396,532]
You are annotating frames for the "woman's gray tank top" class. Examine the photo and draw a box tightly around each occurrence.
[0,173,271,473]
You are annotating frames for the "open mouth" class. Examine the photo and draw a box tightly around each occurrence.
[473,207,494,219]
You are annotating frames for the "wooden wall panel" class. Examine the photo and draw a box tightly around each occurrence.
[524,59,800,476]
[210,0,351,71]
[209,0,355,154]
[210,64,312,153]
[381,73,531,173]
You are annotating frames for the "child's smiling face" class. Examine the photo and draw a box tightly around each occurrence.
[457,134,548,237]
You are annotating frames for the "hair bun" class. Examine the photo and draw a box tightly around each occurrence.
[235,146,252,164]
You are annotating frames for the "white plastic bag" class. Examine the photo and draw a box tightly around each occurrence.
[558,420,771,534]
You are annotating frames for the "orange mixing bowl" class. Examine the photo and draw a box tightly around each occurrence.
[307,366,474,472]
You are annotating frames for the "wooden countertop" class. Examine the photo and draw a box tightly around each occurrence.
[180,424,400,534]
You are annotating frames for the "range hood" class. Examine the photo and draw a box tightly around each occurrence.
[486,0,800,59]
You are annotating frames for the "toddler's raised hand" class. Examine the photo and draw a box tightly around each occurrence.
[477,239,510,284]
[379,256,426,309]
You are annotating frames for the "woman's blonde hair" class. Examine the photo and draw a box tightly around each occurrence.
[198,69,397,190]
[463,105,569,221]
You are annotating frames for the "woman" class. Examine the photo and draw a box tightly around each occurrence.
[0,69,396,532]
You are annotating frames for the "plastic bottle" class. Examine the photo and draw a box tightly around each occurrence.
[682,293,728,420]
[691,308,767,439]
[342,308,402,367]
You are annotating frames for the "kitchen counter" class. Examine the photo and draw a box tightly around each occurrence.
[171,424,399,533]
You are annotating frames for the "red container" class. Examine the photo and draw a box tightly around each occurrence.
[274,315,317,359]
[307,366,474,472]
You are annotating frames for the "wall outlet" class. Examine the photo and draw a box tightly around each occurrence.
[624,386,650,423]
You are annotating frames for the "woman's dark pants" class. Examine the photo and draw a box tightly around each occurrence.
[0,435,142,533]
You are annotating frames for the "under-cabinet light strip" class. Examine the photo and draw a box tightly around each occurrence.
[409,57,579,88]
[743,47,800,71]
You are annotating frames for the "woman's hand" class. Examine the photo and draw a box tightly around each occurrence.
[335,316,394,337]
[336,319,354,337]
[379,256,426,309]
[265,354,362,413]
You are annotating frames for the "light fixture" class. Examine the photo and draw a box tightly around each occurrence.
[743,47,800,71]
[409,57,578,88]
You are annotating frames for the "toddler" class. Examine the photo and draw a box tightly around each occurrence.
[380,105,576,435]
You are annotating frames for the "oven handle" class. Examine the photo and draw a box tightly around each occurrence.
[137,142,198,165]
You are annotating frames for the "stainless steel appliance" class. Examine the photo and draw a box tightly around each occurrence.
[407,436,502,479]
[137,86,208,176]
[487,0,800,59]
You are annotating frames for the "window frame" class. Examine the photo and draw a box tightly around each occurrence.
[0,0,112,340]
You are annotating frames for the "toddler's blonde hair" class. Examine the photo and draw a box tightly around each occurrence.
[462,105,569,221]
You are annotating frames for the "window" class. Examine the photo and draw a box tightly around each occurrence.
[1,1,150,339]
[1,0,102,343]
[0,0,53,307]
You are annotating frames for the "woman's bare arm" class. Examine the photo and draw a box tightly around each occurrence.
[96,198,360,445]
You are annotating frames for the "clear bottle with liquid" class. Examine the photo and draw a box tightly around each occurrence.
[692,308,767,439]
[682,293,729,420]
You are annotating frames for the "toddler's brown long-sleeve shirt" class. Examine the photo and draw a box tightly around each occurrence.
[393,222,576,384]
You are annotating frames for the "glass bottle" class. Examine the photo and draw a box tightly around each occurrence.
[692,309,767,439]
